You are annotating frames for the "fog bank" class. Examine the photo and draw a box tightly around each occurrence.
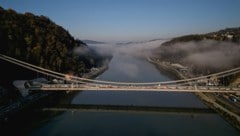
[88,39,167,58]
[156,40,240,73]
[87,39,166,78]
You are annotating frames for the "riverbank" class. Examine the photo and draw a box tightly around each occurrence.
[83,64,108,79]
[0,60,110,135]
[147,57,240,130]
[0,59,109,121]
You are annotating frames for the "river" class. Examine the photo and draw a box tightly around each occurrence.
[29,50,239,135]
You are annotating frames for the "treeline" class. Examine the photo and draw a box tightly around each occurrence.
[162,27,240,46]
[0,7,105,75]
[153,27,240,75]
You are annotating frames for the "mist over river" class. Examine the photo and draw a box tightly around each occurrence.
[30,43,239,136]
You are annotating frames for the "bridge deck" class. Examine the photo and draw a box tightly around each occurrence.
[1,53,240,93]
[29,84,240,93]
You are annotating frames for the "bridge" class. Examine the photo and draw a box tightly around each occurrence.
[41,104,216,115]
[0,54,240,93]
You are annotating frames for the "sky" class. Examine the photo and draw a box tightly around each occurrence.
[1,0,240,42]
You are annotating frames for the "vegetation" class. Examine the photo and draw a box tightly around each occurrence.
[162,27,240,46]
[0,7,105,75]
[154,27,240,75]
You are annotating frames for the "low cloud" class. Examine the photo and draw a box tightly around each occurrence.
[117,61,139,78]
[157,40,240,73]
[87,39,166,78]
[73,46,90,55]
[88,39,167,58]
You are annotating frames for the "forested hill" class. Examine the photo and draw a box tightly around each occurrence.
[162,27,240,46]
[0,7,104,75]
[153,27,240,75]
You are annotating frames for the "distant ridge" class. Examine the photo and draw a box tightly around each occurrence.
[117,38,167,45]
[162,27,240,46]
[82,40,106,44]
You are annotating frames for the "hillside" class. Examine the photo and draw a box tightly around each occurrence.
[153,27,240,75]
[0,7,105,75]
[162,27,240,46]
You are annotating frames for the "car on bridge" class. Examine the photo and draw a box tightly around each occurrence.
[27,81,42,88]
[229,95,238,102]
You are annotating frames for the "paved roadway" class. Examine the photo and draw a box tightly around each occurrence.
[29,83,240,93]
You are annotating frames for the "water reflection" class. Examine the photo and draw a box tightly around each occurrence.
[30,52,240,136]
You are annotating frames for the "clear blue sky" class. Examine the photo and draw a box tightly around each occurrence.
[1,0,240,42]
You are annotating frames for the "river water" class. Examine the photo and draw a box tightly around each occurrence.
[30,51,239,135]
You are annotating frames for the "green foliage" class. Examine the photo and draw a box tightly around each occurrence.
[0,7,102,75]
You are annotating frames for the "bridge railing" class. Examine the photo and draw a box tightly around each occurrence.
[1,54,240,87]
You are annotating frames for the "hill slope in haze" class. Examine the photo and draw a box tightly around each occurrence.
[153,27,240,75]
[162,27,240,46]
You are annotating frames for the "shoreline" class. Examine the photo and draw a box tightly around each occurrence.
[0,62,110,135]
[0,60,110,122]
[147,57,240,131]
[82,64,108,79]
